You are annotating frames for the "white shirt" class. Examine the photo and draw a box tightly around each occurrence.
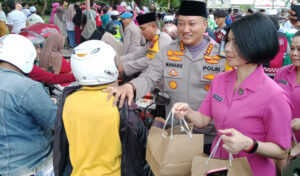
[0,11,8,24]
[7,10,27,33]
[66,19,75,31]
[27,13,44,26]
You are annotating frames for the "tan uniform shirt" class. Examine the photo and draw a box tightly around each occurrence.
[121,22,145,56]
[131,35,225,144]
[122,30,173,76]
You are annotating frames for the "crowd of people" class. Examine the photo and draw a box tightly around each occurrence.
[0,0,300,176]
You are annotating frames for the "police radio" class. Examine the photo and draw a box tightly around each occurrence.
[291,0,300,21]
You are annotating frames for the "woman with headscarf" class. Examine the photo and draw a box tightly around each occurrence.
[39,33,71,74]
[50,2,60,24]
[73,5,83,45]
[80,14,103,43]
[66,4,76,47]
[54,7,67,38]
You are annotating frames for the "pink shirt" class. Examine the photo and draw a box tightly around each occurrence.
[199,65,292,176]
[274,64,300,142]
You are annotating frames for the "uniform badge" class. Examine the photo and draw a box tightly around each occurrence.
[213,94,223,102]
[213,55,221,60]
[169,69,178,77]
[167,50,174,56]
[169,81,177,89]
[204,55,212,60]
[279,79,288,85]
[180,41,185,51]
[206,60,219,64]
[206,44,213,55]
[238,88,244,95]
[205,84,211,91]
[174,51,184,56]
[168,56,182,61]
[203,73,215,80]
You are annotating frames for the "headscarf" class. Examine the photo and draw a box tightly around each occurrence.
[66,4,75,22]
[39,33,65,74]
[56,7,64,22]
[50,2,60,24]
[81,18,97,40]
[73,6,83,27]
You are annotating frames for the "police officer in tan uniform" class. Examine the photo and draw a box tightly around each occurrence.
[119,12,173,77]
[106,1,226,154]
[120,12,146,56]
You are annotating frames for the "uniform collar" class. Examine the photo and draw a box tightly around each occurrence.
[179,35,212,61]
[288,64,296,73]
[226,64,265,92]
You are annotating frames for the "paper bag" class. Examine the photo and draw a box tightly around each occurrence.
[146,111,204,176]
[291,133,300,156]
[191,137,253,176]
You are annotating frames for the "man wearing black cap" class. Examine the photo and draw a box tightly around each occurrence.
[213,9,228,43]
[119,12,173,78]
[106,1,226,154]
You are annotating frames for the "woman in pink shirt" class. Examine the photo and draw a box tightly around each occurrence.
[173,14,292,176]
[275,31,300,142]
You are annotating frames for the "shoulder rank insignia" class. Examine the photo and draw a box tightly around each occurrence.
[206,44,213,55]
[203,73,215,80]
[169,69,178,77]
[180,41,185,51]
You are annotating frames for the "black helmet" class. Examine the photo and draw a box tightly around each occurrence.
[105,22,119,35]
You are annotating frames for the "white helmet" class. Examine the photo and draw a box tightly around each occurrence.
[71,40,118,86]
[0,34,36,73]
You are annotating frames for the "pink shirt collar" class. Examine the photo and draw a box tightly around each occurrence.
[226,64,265,92]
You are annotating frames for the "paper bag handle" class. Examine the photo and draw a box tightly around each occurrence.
[205,136,233,167]
[161,108,192,140]
[292,133,298,144]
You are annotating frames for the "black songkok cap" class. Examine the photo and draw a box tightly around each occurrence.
[213,9,228,17]
[179,1,207,18]
[136,12,157,25]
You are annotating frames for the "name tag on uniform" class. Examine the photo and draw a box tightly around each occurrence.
[279,79,288,85]
[213,94,223,102]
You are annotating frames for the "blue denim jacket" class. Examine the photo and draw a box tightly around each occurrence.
[0,68,57,176]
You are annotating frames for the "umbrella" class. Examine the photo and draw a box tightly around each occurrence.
[21,23,61,38]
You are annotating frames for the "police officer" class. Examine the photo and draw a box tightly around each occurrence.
[120,12,145,56]
[106,0,226,154]
[119,12,173,77]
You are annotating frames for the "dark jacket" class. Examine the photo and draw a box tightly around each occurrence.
[53,86,147,176]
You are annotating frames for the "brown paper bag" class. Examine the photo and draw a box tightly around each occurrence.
[146,111,204,176]
[191,137,253,176]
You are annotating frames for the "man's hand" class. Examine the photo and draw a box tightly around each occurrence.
[220,128,254,155]
[292,118,300,131]
[104,83,135,107]
[173,102,192,120]
[288,9,300,28]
